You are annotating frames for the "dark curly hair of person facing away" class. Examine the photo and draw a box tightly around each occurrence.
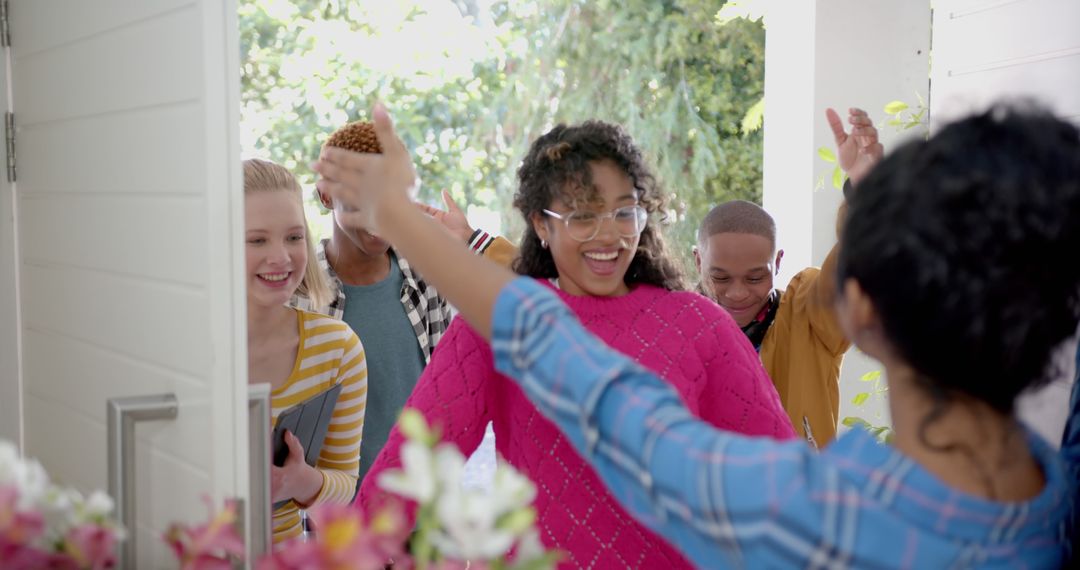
[511,121,685,291]
[837,104,1080,420]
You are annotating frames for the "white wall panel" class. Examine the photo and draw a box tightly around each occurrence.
[19,195,208,286]
[13,5,201,126]
[12,0,193,59]
[17,102,206,195]
[22,328,214,473]
[24,393,212,568]
[20,262,211,377]
[931,0,1080,125]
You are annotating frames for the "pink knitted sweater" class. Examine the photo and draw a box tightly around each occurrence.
[356,281,796,568]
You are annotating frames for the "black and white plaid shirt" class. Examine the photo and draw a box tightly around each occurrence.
[289,239,451,363]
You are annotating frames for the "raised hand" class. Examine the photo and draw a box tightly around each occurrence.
[313,103,418,235]
[415,189,475,242]
[826,107,884,187]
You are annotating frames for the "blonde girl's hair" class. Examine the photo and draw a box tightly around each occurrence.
[242,158,333,308]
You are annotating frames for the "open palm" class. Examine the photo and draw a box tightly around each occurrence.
[826,107,884,186]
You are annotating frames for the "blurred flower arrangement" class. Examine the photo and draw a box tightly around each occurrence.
[169,409,560,569]
[0,440,122,569]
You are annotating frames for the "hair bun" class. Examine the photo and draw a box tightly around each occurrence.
[324,121,383,154]
[543,141,571,162]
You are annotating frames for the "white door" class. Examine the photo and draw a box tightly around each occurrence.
[930,0,1080,126]
[9,0,250,566]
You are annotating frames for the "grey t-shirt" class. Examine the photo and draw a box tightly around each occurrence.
[341,253,426,483]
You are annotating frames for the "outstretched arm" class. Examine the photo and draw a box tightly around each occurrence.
[313,105,827,567]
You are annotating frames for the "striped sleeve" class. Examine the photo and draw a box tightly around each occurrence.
[270,313,367,542]
[309,324,366,506]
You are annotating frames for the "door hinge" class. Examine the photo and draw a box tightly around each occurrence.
[5,112,14,183]
[1,1,10,48]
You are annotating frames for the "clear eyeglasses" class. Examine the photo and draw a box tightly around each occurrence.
[542,204,648,242]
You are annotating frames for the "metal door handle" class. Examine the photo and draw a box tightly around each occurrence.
[107,393,179,569]
[248,383,272,558]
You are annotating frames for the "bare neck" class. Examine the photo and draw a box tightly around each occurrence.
[246,301,295,344]
[885,364,1044,502]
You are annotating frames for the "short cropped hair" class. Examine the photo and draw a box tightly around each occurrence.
[697,200,776,250]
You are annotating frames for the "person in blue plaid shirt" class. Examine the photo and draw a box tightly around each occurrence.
[315,102,1079,568]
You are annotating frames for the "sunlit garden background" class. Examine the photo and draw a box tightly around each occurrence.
[238,0,766,274]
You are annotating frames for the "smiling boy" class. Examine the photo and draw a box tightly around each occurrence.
[695,107,882,446]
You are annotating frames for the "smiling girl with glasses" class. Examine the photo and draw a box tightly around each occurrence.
[354,120,796,569]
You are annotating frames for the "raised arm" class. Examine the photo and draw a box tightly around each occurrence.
[312,105,832,567]
[314,105,515,338]
[416,189,520,268]
[802,108,884,354]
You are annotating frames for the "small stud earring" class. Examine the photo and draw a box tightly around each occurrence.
[540,239,548,249]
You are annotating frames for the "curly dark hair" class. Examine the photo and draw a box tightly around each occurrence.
[511,121,685,290]
[837,104,1080,415]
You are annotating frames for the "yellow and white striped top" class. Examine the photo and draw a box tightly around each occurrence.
[271,309,367,543]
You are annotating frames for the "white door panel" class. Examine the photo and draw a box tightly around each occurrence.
[20,195,209,285]
[26,390,214,554]
[14,6,201,126]
[17,102,206,195]
[935,0,1080,63]
[22,327,216,473]
[931,0,1080,125]
[20,264,212,376]
[14,0,193,59]
[11,0,247,566]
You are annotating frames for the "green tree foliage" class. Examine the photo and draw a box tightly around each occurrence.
[240,0,764,275]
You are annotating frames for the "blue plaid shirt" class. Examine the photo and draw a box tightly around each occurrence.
[491,277,1074,569]
[1063,344,1080,561]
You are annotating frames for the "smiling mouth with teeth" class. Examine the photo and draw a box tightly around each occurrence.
[584,251,619,261]
[259,272,291,282]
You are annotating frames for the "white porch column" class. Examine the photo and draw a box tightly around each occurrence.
[763,0,931,430]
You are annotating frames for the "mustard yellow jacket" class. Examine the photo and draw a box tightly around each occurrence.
[759,246,849,447]
[482,236,518,268]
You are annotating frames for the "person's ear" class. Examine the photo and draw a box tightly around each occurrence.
[774,249,785,274]
[531,211,551,245]
[693,245,703,275]
[838,278,884,355]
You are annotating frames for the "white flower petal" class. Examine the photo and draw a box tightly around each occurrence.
[378,441,436,502]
